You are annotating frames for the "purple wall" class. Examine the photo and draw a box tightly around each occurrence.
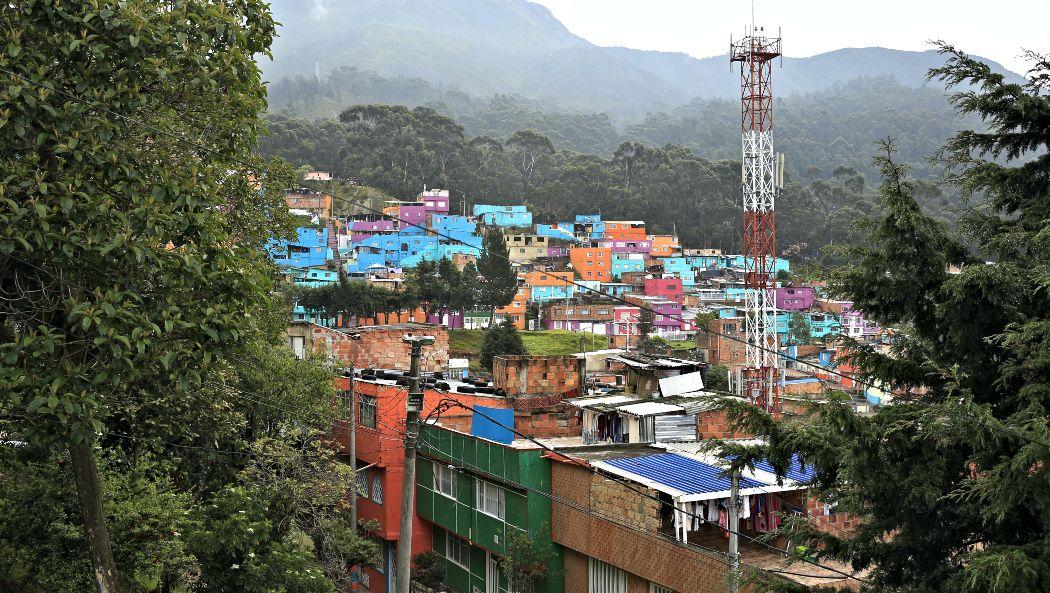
[773,286,816,311]
[350,220,396,244]
[399,205,427,229]
[547,246,570,258]
[427,310,464,329]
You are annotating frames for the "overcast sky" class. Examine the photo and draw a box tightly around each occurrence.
[534,0,1045,74]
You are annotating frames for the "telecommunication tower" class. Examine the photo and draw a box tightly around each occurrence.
[730,25,783,415]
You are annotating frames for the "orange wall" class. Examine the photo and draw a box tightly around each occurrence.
[524,270,575,287]
[569,247,612,281]
[605,222,646,242]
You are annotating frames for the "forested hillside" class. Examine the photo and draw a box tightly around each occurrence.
[269,68,979,182]
[261,0,1022,120]
[258,104,961,262]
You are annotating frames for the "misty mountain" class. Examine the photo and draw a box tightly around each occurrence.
[262,0,1023,120]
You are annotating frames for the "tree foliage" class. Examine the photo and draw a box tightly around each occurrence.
[724,47,1050,593]
[480,321,526,370]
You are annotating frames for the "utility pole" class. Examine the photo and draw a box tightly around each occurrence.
[342,365,357,530]
[727,471,741,593]
[396,335,435,593]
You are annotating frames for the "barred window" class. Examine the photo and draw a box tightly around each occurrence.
[359,395,377,429]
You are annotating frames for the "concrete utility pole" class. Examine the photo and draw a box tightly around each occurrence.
[728,471,741,593]
[395,335,435,593]
[342,365,357,530]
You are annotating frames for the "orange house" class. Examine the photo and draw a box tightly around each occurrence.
[569,247,612,281]
[649,234,681,257]
[495,286,531,329]
[604,221,647,242]
[331,377,514,593]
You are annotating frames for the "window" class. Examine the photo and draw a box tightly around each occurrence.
[588,558,626,593]
[337,390,352,421]
[356,470,370,498]
[371,474,384,504]
[446,533,470,568]
[359,395,377,429]
[434,464,457,498]
[476,480,505,519]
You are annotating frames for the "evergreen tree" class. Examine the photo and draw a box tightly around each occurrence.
[726,47,1050,593]
[786,312,813,345]
[477,229,519,319]
[480,320,526,370]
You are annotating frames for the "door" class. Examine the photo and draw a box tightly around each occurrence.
[486,552,500,593]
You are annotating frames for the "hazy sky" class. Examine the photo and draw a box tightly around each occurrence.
[534,0,1046,74]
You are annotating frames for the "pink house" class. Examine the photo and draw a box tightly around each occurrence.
[773,286,816,311]
[644,276,684,304]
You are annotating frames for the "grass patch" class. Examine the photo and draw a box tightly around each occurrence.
[449,329,609,358]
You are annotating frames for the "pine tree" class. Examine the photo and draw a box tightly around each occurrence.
[480,320,526,370]
[727,47,1050,593]
[477,229,519,320]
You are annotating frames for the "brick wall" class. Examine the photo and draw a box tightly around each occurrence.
[514,404,581,439]
[703,318,746,367]
[551,461,740,593]
[493,355,580,396]
[697,409,752,440]
[312,323,450,371]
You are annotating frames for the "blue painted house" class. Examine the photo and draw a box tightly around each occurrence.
[660,257,697,287]
[611,253,646,280]
[473,205,532,227]
[268,227,331,268]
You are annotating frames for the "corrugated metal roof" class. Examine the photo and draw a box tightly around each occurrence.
[616,402,684,416]
[599,453,766,496]
[752,454,815,483]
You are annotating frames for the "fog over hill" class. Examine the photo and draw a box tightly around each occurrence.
[262,0,1023,120]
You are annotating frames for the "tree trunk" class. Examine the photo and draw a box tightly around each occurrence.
[70,439,120,593]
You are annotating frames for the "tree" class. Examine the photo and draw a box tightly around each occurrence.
[506,130,555,200]
[480,320,526,370]
[499,527,558,593]
[786,312,812,345]
[1,2,287,591]
[724,47,1050,593]
[477,230,519,319]
[702,363,731,393]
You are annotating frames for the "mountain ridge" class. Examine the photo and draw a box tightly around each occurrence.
[262,0,1023,119]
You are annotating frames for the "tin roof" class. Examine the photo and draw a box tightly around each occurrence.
[598,453,766,497]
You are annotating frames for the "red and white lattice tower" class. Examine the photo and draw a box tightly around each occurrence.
[730,26,782,415]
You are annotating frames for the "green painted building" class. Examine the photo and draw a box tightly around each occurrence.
[416,424,564,593]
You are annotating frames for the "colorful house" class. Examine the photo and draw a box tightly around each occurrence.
[332,375,514,593]
[535,223,576,242]
[416,423,565,593]
[473,205,532,227]
[649,234,681,258]
[523,271,576,303]
[610,253,646,280]
[268,226,332,268]
[773,286,816,311]
[599,238,653,255]
[418,188,451,213]
[604,221,646,242]
[569,247,612,282]
[658,257,696,287]
[573,214,605,241]
[495,286,531,330]
[643,276,684,304]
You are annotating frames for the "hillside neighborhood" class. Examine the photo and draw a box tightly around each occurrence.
[275,177,897,592]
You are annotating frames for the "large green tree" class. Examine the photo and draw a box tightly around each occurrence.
[477,229,519,318]
[726,47,1050,593]
[0,1,296,590]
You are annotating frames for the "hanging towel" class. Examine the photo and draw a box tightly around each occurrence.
[707,499,721,522]
[740,495,751,519]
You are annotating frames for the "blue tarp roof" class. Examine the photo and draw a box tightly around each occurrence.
[602,453,766,495]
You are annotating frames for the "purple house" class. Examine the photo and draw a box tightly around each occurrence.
[398,203,427,231]
[628,295,682,332]
[773,286,816,311]
[841,309,881,338]
[426,309,464,329]
[349,220,396,244]
[547,246,570,259]
[600,239,653,254]
[418,189,450,213]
